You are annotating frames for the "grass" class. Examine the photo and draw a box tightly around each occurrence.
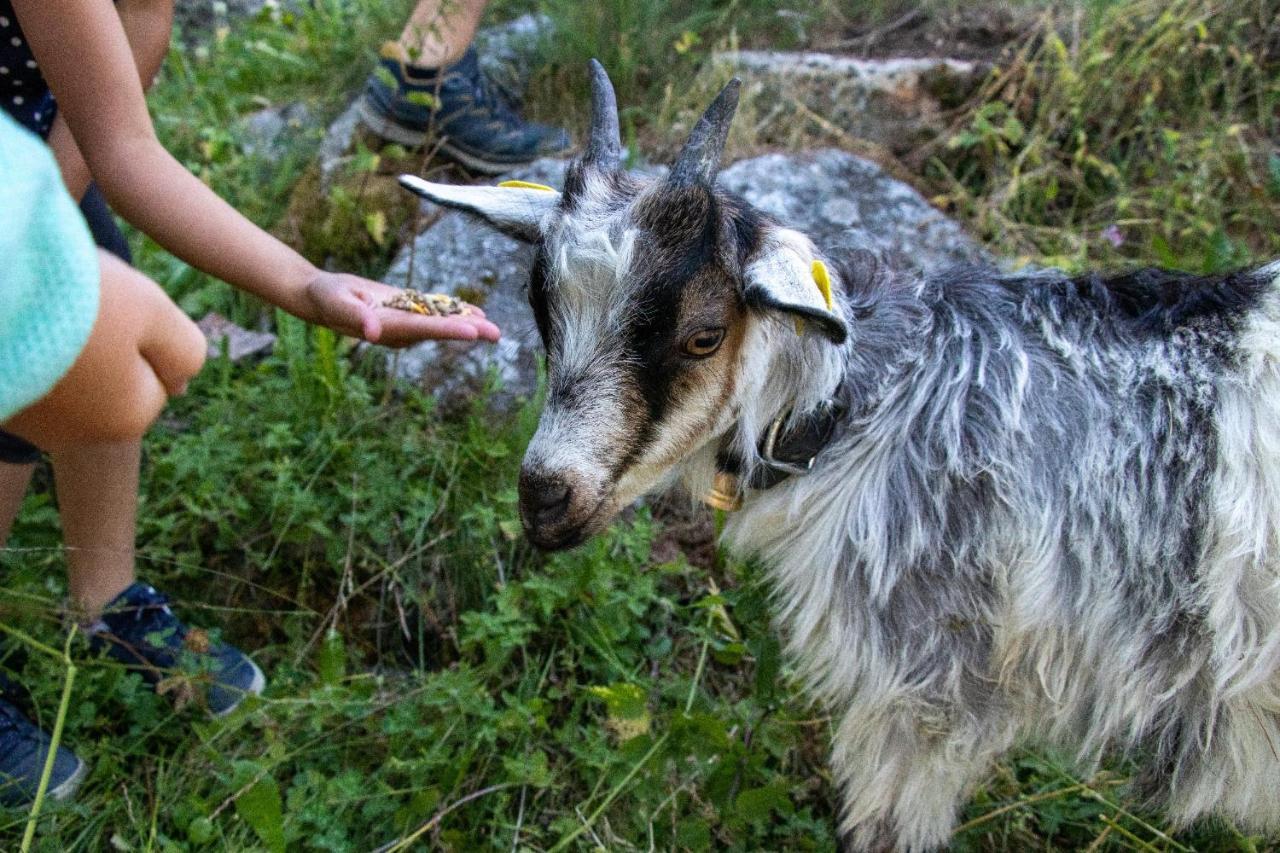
[929,0,1280,272]
[1,0,1278,850]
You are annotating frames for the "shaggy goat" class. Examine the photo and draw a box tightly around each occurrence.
[401,62,1280,851]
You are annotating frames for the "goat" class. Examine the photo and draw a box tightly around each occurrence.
[400,62,1280,851]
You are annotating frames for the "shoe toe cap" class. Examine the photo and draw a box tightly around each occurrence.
[207,649,266,717]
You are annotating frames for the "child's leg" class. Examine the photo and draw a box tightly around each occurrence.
[398,0,489,67]
[51,441,141,618]
[0,460,36,545]
[4,252,203,617]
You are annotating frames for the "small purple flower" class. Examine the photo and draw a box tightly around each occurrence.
[1101,224,1125,248]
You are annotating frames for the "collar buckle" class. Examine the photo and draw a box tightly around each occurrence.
[703,471,744,512]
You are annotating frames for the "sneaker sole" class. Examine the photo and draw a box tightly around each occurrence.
[434,140,533,176]
[356,96,538,176]
[356,96,429,148]
[48,756,87,802]
[211,657,266,719]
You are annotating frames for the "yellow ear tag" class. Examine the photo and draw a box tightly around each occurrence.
[497,180,556,192]
[811,259,834,311]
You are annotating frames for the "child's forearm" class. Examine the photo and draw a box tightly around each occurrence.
[18,0,320,315]
[15,0,501,347]
[94,135,321,315]
[110,0,318,310]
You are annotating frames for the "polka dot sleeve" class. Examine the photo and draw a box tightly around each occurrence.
[0,3,57,137]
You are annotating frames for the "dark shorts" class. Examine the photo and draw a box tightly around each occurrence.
[0,431,41,465]
[0,183,132,465]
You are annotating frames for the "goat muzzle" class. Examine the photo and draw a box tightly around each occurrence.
[517,466,609,550]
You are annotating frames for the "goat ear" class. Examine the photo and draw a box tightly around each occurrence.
[743,236,848,345]
[398,175,560,242]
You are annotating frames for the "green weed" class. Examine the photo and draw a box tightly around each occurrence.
[1,334,836,850]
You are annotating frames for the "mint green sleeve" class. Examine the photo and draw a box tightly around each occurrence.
[0,110,101,423]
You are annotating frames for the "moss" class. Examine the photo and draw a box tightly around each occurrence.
[275,132,423,278]
[454,284,490,308]
[920,62,985,110]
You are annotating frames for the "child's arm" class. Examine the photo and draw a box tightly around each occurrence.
[14,0,499,348]
[47,0,174,201]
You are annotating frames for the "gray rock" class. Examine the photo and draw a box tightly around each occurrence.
[718,150,986,272]
[384,150,984,410]
[318,99,364,185]
[240,101,316,163]
[713,50,983,154]
[383,159,569,411]
[198,312,276,361]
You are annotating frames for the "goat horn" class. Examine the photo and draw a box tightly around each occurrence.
[583,58,622,171]
[669,78,741,186]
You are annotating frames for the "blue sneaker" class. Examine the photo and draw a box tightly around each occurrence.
[0,694,86,807]
[86,583,265,717]
[358,43,571,174]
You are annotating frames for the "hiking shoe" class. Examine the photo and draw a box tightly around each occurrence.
[0,695,86,807]
[86,583,265,717]
[358,44,571,174]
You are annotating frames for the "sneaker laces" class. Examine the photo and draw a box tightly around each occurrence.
[449,53,521,125]
[101,585,178,630]
[85,585,187,673]
[472,78,519,123]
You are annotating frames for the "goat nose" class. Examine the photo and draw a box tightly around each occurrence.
[519,470,574,525]
[531,481,571,514]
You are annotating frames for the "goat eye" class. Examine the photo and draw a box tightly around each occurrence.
[680,327,726,359]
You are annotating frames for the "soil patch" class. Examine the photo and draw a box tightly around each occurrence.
[649,496,718,572]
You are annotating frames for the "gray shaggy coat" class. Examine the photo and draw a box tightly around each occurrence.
[727,257,1280,849]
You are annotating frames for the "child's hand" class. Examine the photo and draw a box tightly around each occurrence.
[3,252,206,450]
[302,271,501,348]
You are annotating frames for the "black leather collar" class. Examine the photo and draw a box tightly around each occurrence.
[708,400,846,508]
